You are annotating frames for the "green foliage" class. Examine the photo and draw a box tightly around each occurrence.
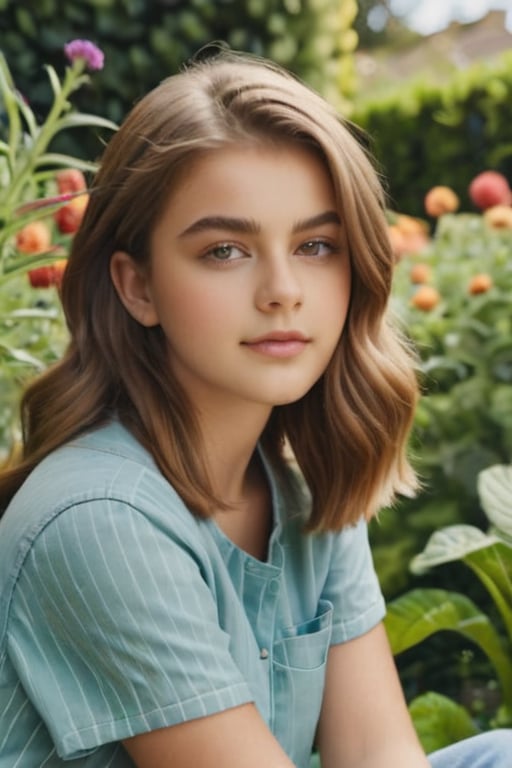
[0,44,114,458]
[372,212,512,599]
[385,464,512,747]
[0,0,358,160]
[0,278,67,458]
[353,51,512,217]
[408,692,479,753]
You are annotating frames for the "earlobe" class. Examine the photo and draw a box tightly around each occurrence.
[110,251,159,327]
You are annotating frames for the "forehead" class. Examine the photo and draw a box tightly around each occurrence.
[156,143,337,231]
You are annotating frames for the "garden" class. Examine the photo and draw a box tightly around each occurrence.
[1,0,511,758]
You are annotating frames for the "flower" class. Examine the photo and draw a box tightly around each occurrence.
[15,221,52,254]
[483,205,512,230]
[54,194,89,234]
[468,274,493,295]
[469,171,511,210]
[56,168,87,194]
[410,263,432,284]
[411,285,441,311]
[64,39,104,71]
[424,186,459,217]
[28,259,67,289]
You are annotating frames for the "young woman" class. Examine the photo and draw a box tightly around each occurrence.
[0,51,510,768]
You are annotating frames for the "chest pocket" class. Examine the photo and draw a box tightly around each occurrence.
[271,599,333,768]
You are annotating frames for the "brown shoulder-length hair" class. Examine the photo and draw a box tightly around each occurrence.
[0,50,419,530]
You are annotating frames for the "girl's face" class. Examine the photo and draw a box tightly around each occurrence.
[112,143,351,416]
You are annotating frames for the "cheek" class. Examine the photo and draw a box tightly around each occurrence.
[321,263,351,328]
[158,281,237,340]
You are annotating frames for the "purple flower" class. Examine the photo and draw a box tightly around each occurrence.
[64,39,104,71]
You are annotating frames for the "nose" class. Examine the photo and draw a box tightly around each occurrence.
[255,255,304,312]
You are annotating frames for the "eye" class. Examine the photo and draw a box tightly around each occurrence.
[296,239,335,258]
[203,243,247,262]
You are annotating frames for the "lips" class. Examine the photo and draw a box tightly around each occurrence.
[242,331,310,358]
[244,330,309,344]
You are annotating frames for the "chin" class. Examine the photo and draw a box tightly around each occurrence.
[268,387,313,407]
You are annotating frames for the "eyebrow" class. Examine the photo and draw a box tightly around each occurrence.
[178,210,341,238]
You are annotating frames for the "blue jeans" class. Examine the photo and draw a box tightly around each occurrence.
[429,730,512,767]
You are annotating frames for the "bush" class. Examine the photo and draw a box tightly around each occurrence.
[0,0,358,160]
[353,51,512,218]
[372,206,512,599]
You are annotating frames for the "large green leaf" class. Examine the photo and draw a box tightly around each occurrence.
[410,525,499,572]
[478,464,512,538]
[409,692,479,753]
[410,525,512,642]
[464,543,512,642]
[385,588,512,710]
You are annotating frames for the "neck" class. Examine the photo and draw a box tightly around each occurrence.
[197,402,272,504]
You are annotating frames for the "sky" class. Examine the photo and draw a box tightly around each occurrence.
[391,0,512,35]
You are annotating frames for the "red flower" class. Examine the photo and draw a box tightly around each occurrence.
[56,169,87,194]
[54,194,89,234]
[28,260,67,289]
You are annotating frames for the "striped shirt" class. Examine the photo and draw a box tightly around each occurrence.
[0,420,385,767]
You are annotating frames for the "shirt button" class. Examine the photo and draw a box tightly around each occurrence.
[268,580,280,595]
[260,648,269,660]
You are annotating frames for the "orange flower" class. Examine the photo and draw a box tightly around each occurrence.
[54,193,89,234]
[410,263,431,284]
[424,186,459,217]
[483,205,512,230]
[396,214,427,236]
[468,274,493,295]
[411,285,440,311]
[388,217,429,260]
[15,220,52,254]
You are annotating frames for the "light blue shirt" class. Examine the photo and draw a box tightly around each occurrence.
[0,420,385,767]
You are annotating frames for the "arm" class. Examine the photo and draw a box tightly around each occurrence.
[316,622,430,768]
[123,703,295,768]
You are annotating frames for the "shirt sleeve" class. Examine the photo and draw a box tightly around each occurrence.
[321,519,386,645]
[6,500,253,759]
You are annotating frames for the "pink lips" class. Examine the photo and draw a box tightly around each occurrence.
[242,331,310,358]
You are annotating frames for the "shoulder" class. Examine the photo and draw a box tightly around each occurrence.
[0,421,198,632]
[5,419,177,519]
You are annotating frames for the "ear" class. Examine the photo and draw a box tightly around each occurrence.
[110,251,159,327]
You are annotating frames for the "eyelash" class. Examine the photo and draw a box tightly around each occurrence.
[202,238,337,264]
[296,239,336,258]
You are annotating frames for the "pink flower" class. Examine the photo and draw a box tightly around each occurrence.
[64,39,104,71]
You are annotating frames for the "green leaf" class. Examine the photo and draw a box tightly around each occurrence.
[410,525,499,573]
[44,64,62,100]
[0,343,46,370]
[409,692,478,753]
[410,523,512,643]
[54,112,118,133]
[14,90,38,138]
[385,588,512,709]
[463,543,512,642]
[33,153,99,173]
[8,308,60,320]
[478,465,512,538]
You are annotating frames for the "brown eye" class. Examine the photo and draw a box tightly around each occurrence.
[297,240,333,257]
